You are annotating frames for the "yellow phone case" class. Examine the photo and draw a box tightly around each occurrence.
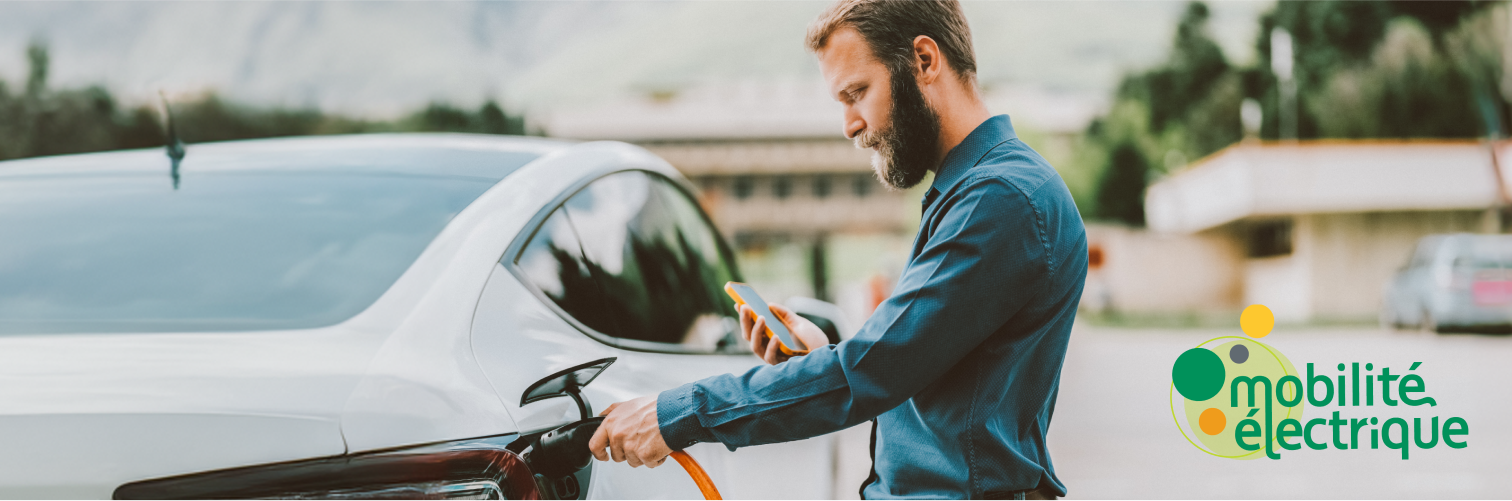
[724,282,809,356]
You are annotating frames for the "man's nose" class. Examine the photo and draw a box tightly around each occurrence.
[843,116,864,140]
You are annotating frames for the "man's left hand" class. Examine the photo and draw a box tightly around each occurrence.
[587,395,673,468]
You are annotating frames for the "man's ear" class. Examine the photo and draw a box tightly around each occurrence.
[912,35,943,85]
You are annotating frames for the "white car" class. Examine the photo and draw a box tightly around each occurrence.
[0,134,844,499]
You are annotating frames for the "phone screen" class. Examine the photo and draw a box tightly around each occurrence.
[727,282,805,351]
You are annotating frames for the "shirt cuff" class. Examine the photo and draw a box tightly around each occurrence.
[657,383,717,451]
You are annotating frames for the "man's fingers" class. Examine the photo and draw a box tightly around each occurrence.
[638,447,666,469]
[764,331,783,364]
[609,428,627,463]
[587,423,610,461]
[769,302,793,321]
[598,402,619,417]
[750,336,768,359]
[748,316,768,355]
[768,302,825,351]
[738,305,755,340]
[625,448,643,468]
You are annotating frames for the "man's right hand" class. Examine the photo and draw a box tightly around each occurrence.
[738,302,830,365]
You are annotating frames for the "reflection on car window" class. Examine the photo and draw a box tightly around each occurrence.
[514,208,617,337]
[0,172,497,335]
[562,171,741,353]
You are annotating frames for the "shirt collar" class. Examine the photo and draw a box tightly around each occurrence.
[922,114,1017,212]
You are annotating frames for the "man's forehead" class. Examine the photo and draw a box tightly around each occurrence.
[816,28,882,93]
[819,27,870,59]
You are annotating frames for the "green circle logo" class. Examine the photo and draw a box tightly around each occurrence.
[1173,348,1225,401]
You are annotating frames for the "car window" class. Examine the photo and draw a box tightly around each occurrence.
[1463,236,1512,269]
[0,172,499,335]
[562,171,742,353]
[513,207,618,338]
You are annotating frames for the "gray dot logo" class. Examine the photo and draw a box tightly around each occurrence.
[1229,344,1249,364]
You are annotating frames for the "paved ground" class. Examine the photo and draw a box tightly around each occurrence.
[828,325,1512,499]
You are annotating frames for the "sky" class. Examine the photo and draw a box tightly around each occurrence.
[0,1,1273,121]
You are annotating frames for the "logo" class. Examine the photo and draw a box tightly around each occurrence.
[1169,305,1469,460]
[1170,304,1299,459]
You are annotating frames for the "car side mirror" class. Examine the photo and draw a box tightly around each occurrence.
[520,357,616,421]
[785,297,853,345]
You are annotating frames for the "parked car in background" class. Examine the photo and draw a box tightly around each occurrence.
[0,134,846,499]
[1382,233,1512,333]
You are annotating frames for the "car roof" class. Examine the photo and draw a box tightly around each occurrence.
[0,133,573,182]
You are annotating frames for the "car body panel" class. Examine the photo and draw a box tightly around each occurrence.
[339,141,674,453]
[0,329,367,498]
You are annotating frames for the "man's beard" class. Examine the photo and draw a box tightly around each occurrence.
[853,67,942,191]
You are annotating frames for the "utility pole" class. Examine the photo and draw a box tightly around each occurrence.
[1485,5,1511,232]
[1270,28,1297,143]
[1241,98,1262,144]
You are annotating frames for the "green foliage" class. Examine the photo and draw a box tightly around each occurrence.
[1306,19,1480,138]
[1142,2,1232,135]
[1262,1,1504,140]
[170,94,378,144]
[1394,1,1490,34]
[406,100,525,135]
[1078,1,1510,226]
[0,42,159,160]
[1077,2,1240,226]
[25,40,48,96]
[1096,141,1151,227]
[0,44,530,163]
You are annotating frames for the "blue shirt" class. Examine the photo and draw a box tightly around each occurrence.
[658,115,1087,499]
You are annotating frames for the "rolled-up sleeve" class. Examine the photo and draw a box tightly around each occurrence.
[657,174,1050,450]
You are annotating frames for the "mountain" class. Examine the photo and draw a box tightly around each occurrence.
[0,1,1270,120]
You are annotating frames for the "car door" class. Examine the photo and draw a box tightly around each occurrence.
[552,170,838,499]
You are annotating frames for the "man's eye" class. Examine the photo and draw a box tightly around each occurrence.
[841,91,862,105]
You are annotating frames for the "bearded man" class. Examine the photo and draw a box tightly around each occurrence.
[590,1,1087,498]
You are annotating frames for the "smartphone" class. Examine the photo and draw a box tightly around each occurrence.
[724,282,808,355]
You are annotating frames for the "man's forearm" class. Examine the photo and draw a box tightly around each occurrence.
[653,344,885,451]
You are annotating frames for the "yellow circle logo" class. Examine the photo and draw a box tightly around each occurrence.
[1240,304,1274,338]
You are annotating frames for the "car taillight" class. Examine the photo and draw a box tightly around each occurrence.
[113,436,539,500]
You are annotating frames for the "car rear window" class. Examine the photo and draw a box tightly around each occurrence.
[1457,236,1512,269]
[0,169,504,335]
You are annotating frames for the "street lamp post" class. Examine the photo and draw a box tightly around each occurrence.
[1270,28,1297,143]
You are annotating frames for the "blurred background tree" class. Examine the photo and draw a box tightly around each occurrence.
[0,41,530,162]
[1074,0,1510,227]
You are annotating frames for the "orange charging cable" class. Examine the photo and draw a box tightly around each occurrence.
[669,451,722,500]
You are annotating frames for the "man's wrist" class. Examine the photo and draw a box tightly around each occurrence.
[656,383,716,451]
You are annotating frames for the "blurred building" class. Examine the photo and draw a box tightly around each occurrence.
[1133,140,1511,323]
